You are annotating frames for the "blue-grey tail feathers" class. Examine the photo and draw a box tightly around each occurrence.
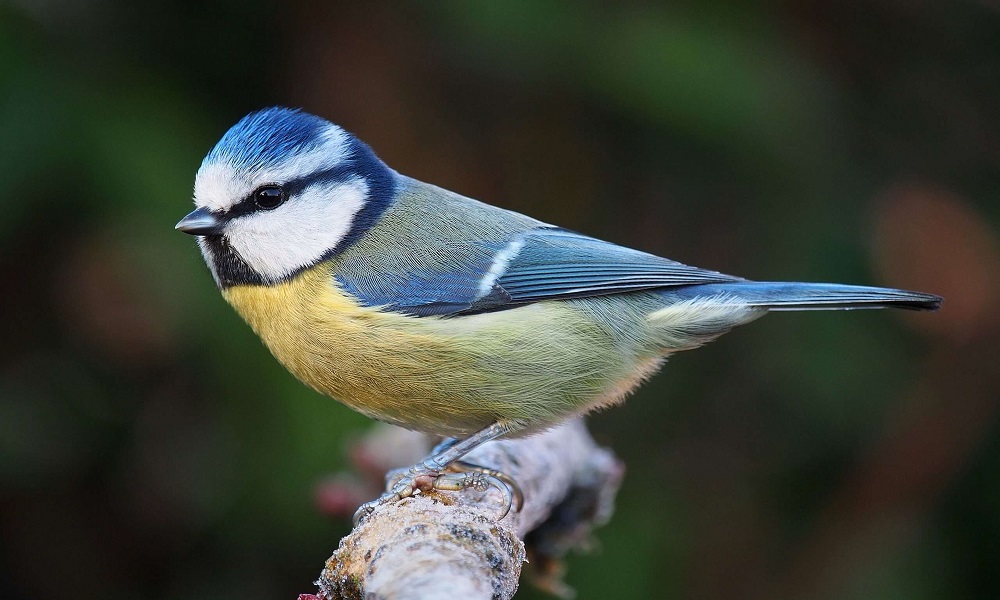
[662,282,942,312]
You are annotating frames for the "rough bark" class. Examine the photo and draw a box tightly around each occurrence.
[314,419,623,600]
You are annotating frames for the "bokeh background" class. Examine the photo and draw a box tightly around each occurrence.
[2,1,999,599]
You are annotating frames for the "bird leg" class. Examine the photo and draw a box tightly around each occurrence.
[353,421,521,525]
[429,436,460,455]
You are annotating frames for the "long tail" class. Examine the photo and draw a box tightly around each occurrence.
[662,281,942,311]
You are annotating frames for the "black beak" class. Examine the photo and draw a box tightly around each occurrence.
[176,207,224,236]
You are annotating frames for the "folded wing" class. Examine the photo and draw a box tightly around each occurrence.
[336,226,743,316]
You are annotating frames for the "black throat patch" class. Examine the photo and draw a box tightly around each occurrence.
[201,235,266,288]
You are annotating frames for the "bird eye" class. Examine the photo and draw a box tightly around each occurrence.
[254,185,286,210]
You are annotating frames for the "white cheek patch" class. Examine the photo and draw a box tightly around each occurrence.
[224,177,370,282]
[194,162,246,212]
[192,125,349,213]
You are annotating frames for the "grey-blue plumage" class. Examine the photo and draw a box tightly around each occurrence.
[659,281,941,311]
[327,173,940,318]
[178,107,943,522]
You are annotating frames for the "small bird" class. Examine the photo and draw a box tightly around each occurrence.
[177,107,940,521]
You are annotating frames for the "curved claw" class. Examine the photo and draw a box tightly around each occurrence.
[353,463,442,526]
[352,501,373,525]
[447,460,524,513]
[352,495,389,526]
[432,471,515,520]
[353,468,516,525]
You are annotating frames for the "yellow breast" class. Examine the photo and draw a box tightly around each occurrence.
[223,265,464,432]
[221,264,657,437]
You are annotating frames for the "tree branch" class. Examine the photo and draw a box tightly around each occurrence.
[312,419,623,600]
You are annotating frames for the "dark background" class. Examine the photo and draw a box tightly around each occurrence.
[2,2,998,599]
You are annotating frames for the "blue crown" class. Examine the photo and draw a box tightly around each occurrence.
[203,107,333,173]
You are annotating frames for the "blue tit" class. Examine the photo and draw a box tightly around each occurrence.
[176,107,941,519]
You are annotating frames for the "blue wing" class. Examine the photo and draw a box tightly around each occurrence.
[336,226,743,317]
[490,228,741,302]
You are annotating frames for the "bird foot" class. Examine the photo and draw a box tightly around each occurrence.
[352,459,522,525]
[446,460,524,514]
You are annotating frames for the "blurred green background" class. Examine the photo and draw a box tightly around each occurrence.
[2,1,999,599]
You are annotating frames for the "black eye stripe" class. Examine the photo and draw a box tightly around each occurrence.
[282,164,357,195]
[222,164,359,219]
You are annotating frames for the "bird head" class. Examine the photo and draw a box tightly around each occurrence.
[177,107,396,287]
